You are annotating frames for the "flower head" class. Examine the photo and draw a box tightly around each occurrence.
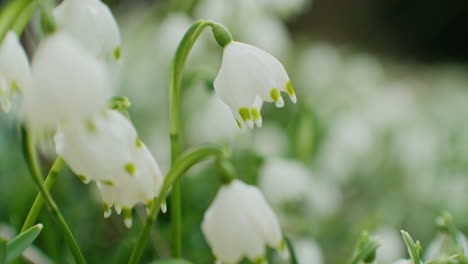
[0,31,30,112]
[53,0,121,60]
[214,41,296,129]
[201,179,283,263]
[23,32,110,130]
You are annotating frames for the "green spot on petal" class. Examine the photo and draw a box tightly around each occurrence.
[239,107,251,121]
[101,180,114,186]
[77,174,89,183]
[136,137,143,148]
[285,80,294,96]
[125,162,136,176]
[86,120,96,133]
[270,88,280,102]
[251,108,260,121]
[114,46,121,60]
[11,81,18,92]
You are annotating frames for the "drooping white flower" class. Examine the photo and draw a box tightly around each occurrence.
[53,0,121,60]
[374,228,405,264]
[0,31,30,112]
[214,41,296,129]
[55,110,138,184]
[294,239,324,264]
[424,232,468,262]
[201,179,283,263]
[97,141,164,227]
[23,32,111,130]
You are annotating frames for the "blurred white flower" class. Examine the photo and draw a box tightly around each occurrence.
[259,158,311,206]
[391,260,412,264]
[306,177,342,219]
[55,110,138,184]
[214,41,295,128]
[0,31,30,112]
[54,0,120,60]
[251,123,289,157]
[97,141,164,227]
[424,232,468,262]
[23,33,110,130]
[202,179,283,263]
[294,239,324,264]
[374,228,404,264]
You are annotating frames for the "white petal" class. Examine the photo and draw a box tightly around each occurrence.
[53,0,120,59]
[23,32,111,130]
[0,31,30,89]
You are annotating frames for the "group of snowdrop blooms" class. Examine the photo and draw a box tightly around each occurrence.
[0,0,299,263]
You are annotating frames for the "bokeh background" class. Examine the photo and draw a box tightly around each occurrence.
[2,0,468,263]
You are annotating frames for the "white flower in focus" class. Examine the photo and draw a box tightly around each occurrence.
[294,239,324,264]
[202,179,283,263]
[259,158,311,206]
[53,0,120,60]
[214,41,296,129]
[97,142,164,227]
[374,228,404,264]
[23,33,110,130]
[0,31,30,112]
[55,110,138,183]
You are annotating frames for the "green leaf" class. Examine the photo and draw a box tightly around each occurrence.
[0,237,7,264]
[150,259,193,264]
[6,224,43,263]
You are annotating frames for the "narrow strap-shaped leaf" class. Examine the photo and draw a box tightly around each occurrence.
[0,237,7,264]
[6,224,43,263]
[284,236,299,264]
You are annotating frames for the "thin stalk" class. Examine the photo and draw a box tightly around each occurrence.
[168,19,218,257]
[20,157,64,232]
[128,145,225,264]
[22,130,86,264]
[0,0,31,40]
[11,0,37,35]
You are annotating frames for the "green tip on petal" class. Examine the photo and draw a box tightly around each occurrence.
[254,256,266,264]
[123,208,133,228]
[239,107,252,121]
[86,120,96,133]
[11,80,18,92]
[251,108,260,121]
[286,81,295,96]
[103,203,111,218]
[136,137,143,148]
[270,88,280,102]
[101,180,114,186]
[114,46,121,60]
[77,174,90,184]
[125,162,136,176]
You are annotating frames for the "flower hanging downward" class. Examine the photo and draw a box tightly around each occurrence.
[53,0,121,60]
[0,31,30,112]
[214,41,296,129]
[201,179,284,263]
[22,32,110,130]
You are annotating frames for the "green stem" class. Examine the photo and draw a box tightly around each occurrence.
[20,157,64,232]
[168,19,231,258]
[128,145,226,264]
[11,1,37,35]
[0,0,31,41]
[22,129,86,264]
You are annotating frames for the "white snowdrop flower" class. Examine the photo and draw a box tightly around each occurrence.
[55,110,138,184]
[23,32,111,130]
[251,123,288,157]
[53,0,121,60]
[294,239,324,264]
[424,232,468,262]
[374,228,404,264]
[259,158,311,206]
[202,179,284,263]
[0,31,30,112]
[214,41,295,129]
[97,142,164,227]
[306,177,342,219]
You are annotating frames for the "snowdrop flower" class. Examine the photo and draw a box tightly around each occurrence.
[23,33,111,130]
[53,0,120,60]
[202,179,284,263]
[259,158,311,206]
[294,239,324,264]
[55,110,138,184]
[214,41,296,129]
[424,232,468,262]
[251,123,289,157]
[0,31,30,112]
[97,142,164,227]
[374,228,405,264]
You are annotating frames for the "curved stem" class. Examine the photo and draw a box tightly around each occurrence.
[128,145,226,264]
[22,129,86,264]
[168,19,225,257]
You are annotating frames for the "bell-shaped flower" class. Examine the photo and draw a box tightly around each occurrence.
[23,32,111,130]
[214,41,296,129]
[0,31,30,112]
[201,179,284,263]
[55,110,138,184]
[53,0,121,60]
[97,141,164,228]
